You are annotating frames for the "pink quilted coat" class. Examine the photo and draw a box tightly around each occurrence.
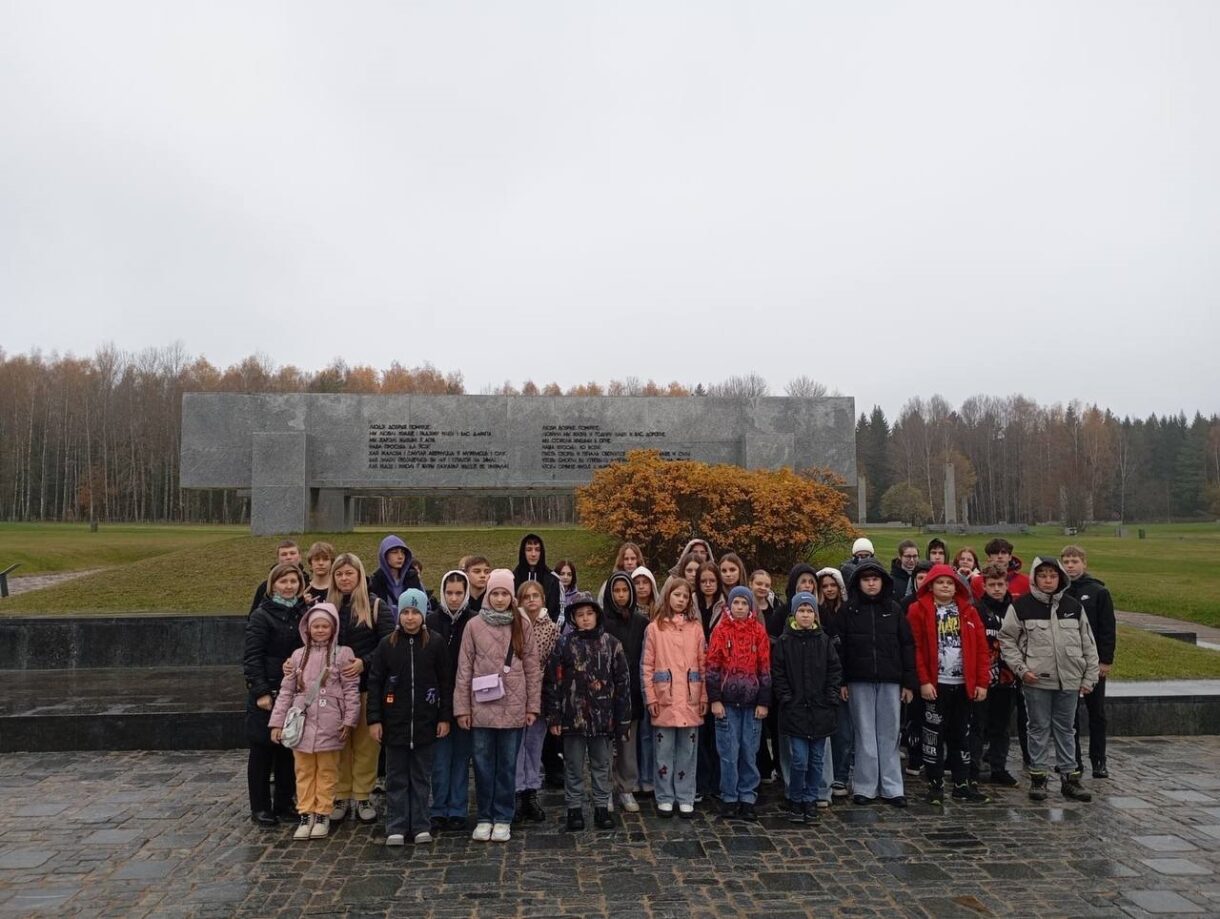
[269,603,359,752]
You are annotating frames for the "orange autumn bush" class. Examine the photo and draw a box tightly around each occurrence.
[575,450,855,574]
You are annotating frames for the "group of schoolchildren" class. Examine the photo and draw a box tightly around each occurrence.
[242,529,1116,847]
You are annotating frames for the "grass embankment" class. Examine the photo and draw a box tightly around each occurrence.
[0,523,245,575]
[0,526,617,616]
[1110,625,1220,680]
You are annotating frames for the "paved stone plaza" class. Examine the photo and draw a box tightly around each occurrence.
[2,738,1219,918]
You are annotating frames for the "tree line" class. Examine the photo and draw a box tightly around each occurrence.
[0,346,1215,527]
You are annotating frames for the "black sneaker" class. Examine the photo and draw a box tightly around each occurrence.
[566,808,585,831]
[739,803,758,822]
[593,806,615,830]
[252,810,278,827]
[989,770,1019,787]
[926,783,944,806]
[952,782,990,804]
[430,816,446,835]
[1091,760,1109,779]
[446,816,467,832]
[851,794,873,806]
[786,801,805,824]
[883,796,908,808]
[802,801,818,824]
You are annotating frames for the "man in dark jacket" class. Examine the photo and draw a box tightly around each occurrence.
[838,560,916,806]
[1061,545,1117,778]
[513,533,562,622]
[248,540,309,614]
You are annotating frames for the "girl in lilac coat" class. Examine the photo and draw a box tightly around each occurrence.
[270,603,360,840]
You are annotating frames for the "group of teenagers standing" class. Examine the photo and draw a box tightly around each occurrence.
[242,528,1116,846]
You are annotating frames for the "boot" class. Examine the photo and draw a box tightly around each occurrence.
[926,780,944,806]
[593,806,615,829]
[1091,759,1109,779]
[1028,772,1049,801]
[1061,771,1092,802]
[522,789,546,822]
[786,800,805,824]
[803,801,817,825]
[566,808,585,831]
[512,792,525,825]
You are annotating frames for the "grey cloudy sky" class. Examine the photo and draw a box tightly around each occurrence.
[3,2,1217,419]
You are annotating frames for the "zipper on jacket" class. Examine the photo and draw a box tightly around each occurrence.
[408,636,416,750]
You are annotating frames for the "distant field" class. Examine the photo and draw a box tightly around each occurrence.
[0,523,245,575]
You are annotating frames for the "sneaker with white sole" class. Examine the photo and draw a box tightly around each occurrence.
[310,815,330,839]
[619,792,640,813]
[385,834,405,847]
[413,831,433,844]
[677,803,694,817]
[293,814,313,840]
[330,799,350,822]
[471,822,493,842]
[355,800,377,823]
[490,823,511,842]
[831,782,848,798]
[656,802,674,817]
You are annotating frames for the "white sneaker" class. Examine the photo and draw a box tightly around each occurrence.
[385,834,405,847]
[831,783,849,798]
[490,823,511,842]
[413,831,433,844]
[330,799,350,821]
[471,822,493,841]
[355,800,377,823]
[657,802,674,815]
[310,815,330,839]
[293,814,313,840]
[678,803,694,815]
[619,792,640,813]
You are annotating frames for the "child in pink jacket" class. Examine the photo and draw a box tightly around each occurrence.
[642,577,707,818]
[270,603,360,840]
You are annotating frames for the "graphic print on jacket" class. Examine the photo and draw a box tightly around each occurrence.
[543,601,632,736]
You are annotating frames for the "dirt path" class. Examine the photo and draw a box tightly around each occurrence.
[3,568,103,597]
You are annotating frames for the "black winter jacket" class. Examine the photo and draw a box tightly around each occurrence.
[1066,573,1116,666]
[838,561,917,688]
[366,628,452,749]
[242,598,305,703]
[772,622,843,740]
[336,593,396,692]
[890,560,916,601]
[513,532,563,622]
[602,603,649,721]
[426,604,476,695]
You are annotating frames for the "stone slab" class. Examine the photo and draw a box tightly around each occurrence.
[0,616,245,670]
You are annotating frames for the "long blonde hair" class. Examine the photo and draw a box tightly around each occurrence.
[328,553,375,630]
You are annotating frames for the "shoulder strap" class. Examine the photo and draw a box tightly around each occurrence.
[298,652,328,707]
[503,638,515,672]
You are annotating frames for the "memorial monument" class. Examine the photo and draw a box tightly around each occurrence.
[180,393,857,534]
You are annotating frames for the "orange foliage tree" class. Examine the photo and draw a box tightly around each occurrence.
[575,450,855,574]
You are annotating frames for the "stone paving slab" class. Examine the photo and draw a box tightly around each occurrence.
[1,738,1219,917]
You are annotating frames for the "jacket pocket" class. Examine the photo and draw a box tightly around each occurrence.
[653,670,673,706]
[686,669,702,703]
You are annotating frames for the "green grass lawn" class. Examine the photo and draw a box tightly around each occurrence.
[2,520,1218,681]
[0,522,246,575]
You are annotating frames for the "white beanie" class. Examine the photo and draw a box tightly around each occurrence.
[852,537,875,556]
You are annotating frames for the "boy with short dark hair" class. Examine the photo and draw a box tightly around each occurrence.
[1000,557,1099,802]
[891,540,920,600]
[971,564,1019,787]
[513,534,562,621]
[926,538,949,565]
[463,556,492,611]
[248,540,306,613]
[1061,545,1116,778]
[970,538,1030,601]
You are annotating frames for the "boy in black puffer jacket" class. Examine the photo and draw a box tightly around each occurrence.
[1061,545,1116,778]
[367,589,452,846]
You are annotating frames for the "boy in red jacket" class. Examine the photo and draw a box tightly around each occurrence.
[908,565,991,805]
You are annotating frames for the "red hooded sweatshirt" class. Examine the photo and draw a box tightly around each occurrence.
[908,564,991,697]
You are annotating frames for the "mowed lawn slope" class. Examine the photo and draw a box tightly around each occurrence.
[0,527,617,615]
[0,523,245,575]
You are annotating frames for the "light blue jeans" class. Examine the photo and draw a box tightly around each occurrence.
[848,682,904,799]
[654,726,699,806]
[429,725,472,819]
[713,706,762,804]
[515,718,548,792]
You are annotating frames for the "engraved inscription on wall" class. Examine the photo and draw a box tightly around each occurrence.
[367,424,508,471]
[540,424,690,471]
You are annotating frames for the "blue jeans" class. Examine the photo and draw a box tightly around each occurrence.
[713,706,762,804]
[471,727,522,824]
[654,726,699,806]
[788,736,825,804]
[848,682,904,799]
[430,725,472,819]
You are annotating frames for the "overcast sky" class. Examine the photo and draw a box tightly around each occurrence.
[3,2,1217,419]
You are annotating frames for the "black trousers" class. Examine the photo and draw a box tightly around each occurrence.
[757,705,783,783]
[904,698,925,768]
[696,714,720,796]
[921,684,971,785]
[246,706,295,814]
[1075,677,1108,767]
[542,730,564,780]
[386,744,434,837]
[969,685,1016,777]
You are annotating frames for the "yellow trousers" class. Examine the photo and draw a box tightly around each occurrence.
[294,749,341,816]
[336,692,381,799]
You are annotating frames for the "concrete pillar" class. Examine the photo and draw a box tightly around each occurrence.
[251,432,309,535]
[943,463,957,525]
[310,488,354,533]
[858,475,868,525]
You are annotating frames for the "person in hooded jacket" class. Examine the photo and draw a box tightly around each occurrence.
[601,571,649,814]
[369,535,423,611]
[269,603,361,841]
[1000,557,1099,803]
[890,540,921,601]
[668,537,714,577]
[513,533,563,623]
[1061,545,1116,779]
[838,560,916,806]
[772,591,843,824]
[243,562,307,826]
[815,567,853,801]
[706,586,772,820]
[425,569,476,833]
[326,553,395,825]
[544,592,632,831]
[908,564,992,805]
[367,588,452,845]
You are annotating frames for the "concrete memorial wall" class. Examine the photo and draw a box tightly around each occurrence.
[180,393,856,534]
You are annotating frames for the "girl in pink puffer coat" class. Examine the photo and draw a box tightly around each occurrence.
[270,603,360,840]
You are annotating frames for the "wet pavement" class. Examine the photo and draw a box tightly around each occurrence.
[1,737,1219,918]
